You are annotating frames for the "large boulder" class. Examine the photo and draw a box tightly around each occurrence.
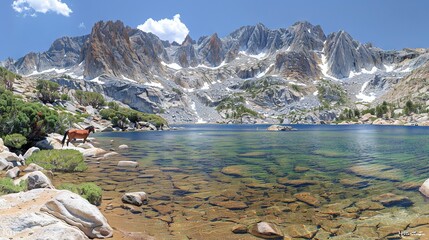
[122,192,148,206]
[0,189,112,239]
[27,171,54,190]
[23,147,40,159]
[41,191,113,238]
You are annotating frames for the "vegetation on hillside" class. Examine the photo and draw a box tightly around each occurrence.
[100,102,167,129]
[36,80,61,103]
[0,67,21,90]
[74,90,105,108]
[317,80,348,109]
[216,94,259,120]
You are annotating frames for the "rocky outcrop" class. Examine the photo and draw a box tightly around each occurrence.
[174,34,199,67]
[198,33,225,66]
[82,21,162,81]
[324,31,383,78]
[0,189,113,239]
[274,51,321,81]
[267,125,295,131]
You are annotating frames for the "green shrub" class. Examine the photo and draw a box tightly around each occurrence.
[0,178,27,195]
[60,94,70,101]
[108,101,120,111]
[75,90,105,108]
[36,80,60,103]
[0,88,67,140]
[100,105,167,129]
[26,149,87,172]
[0,67,20,90]
[58,182,102,205]
[4,133,27,149]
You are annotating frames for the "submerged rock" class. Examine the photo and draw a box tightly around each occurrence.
[210,200,248,210]
[117,161,138,168]
[348,164,403,181]
[372,193,413,207]
[232,224,248,234]
[118,144,129,150]
[249,222,283,239]
[122,192,148,206]
[285,224,318,239]
[278,178,318,187]
[294,192,321,207]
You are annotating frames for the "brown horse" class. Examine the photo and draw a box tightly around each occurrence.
[62,126,95,147]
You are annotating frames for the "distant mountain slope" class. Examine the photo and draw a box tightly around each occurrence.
[2,20,428,124]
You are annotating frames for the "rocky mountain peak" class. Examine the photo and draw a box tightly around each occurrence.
[82,20,162,81]
[198,33,225,66]
[181,34,195,46]
[288,21,326,52]
[324,30,383,78]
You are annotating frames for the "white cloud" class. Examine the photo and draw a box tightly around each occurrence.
[12,0,72,17]
[78,22,86,29]
[137,14,189,43]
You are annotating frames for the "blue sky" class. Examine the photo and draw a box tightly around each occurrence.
[1,0,428,60]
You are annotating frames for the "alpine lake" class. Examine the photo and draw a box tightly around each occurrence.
[54,124,429,239]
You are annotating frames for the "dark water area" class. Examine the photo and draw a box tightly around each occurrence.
[58,125,429,239]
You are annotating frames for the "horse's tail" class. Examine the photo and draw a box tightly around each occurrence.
[62,130,69,147]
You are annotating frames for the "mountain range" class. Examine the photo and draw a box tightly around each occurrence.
[2,20,429,124]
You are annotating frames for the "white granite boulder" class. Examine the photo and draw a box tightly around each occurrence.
[6,166,20,179]
[0,158,13,170]
[23,147,40,159]
[0,189,112,239]
[419,178,429,198]
[122,192,147,206]
[24,163,44,172]
[117,161,138,168]
[27,171,54,190]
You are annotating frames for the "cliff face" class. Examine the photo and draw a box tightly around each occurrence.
[82,21,159,80]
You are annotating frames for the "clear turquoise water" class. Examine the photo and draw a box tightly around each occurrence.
[90,124,429,238]
[97,124,429,184]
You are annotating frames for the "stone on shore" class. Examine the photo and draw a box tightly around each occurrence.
[0,189,112,239]
[117,161,138,168]
[23,147,40,159]
[122,192,148,206]
[0,137,9,152]
[249,222,284,239]
[0,158,13,170]
[267,125,295,131]
[83,147,107,157]
[24,163,44,172]
[118,144,129,150]
[0,151,21,162]
[27,171,54,190]
[77,143,95,149]
[6,166,20,179]
[35,137,63,150]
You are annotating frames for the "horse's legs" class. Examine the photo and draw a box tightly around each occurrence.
[67,139,70,146]
[83,137,87,143]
